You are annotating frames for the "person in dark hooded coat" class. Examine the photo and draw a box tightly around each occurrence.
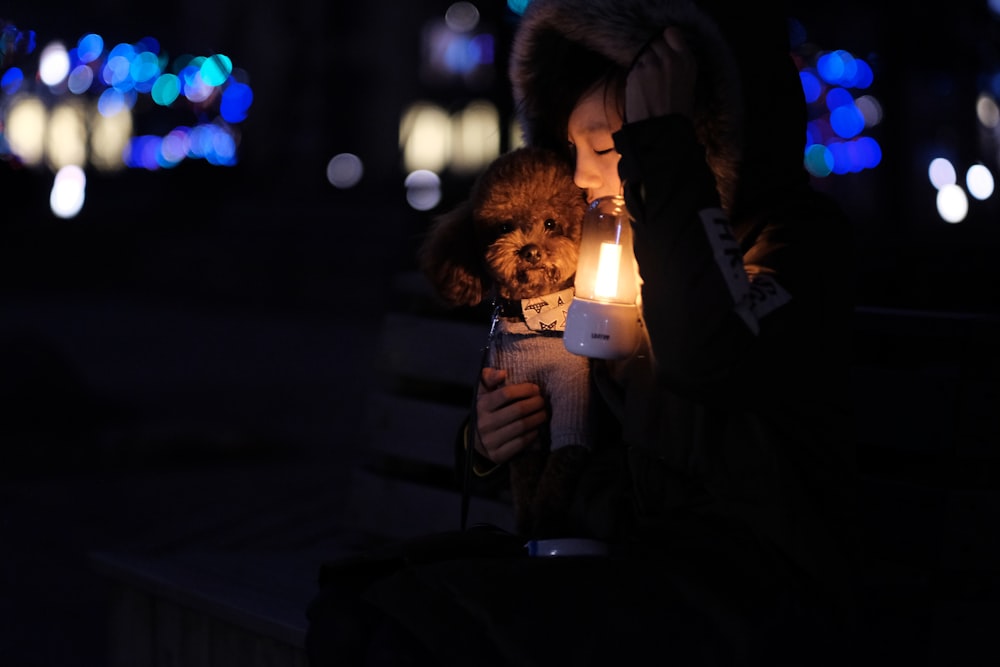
[306,1,859,665]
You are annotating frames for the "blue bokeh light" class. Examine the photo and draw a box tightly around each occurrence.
[796,21,879,178]
[77,33,103,63]
[830,103,865,139]
[1,66,23,93]
[800,69,822,104]
[825,87,854,111]
[220,81,253,123]
[6,27,254,173]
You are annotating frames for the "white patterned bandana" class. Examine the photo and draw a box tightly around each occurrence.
[520,287,574,332]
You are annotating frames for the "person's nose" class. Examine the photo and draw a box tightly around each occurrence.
[574,155,602,193]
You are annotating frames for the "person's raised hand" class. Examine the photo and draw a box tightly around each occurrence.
[473,367,548,465]
[625,26,697,122]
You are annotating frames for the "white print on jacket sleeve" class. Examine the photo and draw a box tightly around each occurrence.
[699,208,791,336]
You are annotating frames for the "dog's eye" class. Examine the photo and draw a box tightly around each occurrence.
[500,221,514,234]
[543,218,557,231]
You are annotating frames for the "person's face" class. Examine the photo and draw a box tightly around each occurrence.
[568,83,623,203]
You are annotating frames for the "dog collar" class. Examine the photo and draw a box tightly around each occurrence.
[495,287,574,332]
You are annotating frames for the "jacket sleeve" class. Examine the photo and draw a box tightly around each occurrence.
[613,115,810,402]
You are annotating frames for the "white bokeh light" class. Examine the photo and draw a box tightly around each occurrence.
[326,153,364,189]
[965,164,994,201]
[976,94,1000,129]
[50,165,87,218]
[928,157,956,190]
[5,95,47,166]
[936,183,968,224]
[445,2,480,32]
[405,169,442,211]
[39,41,71,87]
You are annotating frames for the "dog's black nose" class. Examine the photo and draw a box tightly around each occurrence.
[519,244,542,264]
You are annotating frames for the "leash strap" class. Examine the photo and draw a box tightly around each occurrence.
[461,293,501,531]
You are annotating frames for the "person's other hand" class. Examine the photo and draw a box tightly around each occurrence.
[473,368,548,464]
[625,26,697,122]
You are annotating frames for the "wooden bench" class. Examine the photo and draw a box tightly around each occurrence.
[89,269,514,666]
[90,297,1000,665]
[344,271,515,540]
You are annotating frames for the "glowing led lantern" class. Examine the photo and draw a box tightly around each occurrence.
[564,195,641,359]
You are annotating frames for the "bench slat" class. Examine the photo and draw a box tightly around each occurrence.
[343,468,514,540]
[376,312,488,387]
[364,392,469,467]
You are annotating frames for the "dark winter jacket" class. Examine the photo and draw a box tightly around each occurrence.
[509,0,859,614]
[306,3,859,665]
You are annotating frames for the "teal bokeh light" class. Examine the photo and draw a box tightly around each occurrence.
[8,28,251,172]
[151,72,180,105]
[804,143,833,177]
[507,0,531,16]
[200,54,232,86]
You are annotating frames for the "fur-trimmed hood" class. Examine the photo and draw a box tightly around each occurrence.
[509,0,808,217]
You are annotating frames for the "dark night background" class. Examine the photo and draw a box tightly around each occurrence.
[1,1,998,666]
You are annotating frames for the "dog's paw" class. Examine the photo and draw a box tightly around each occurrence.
[529,445,591,538]
[508,449,547,536]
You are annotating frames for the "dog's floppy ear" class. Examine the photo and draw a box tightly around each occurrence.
[418,197,488,307]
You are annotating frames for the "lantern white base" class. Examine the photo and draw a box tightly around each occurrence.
[563,298,640,359]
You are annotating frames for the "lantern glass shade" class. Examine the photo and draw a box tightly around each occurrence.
[571,196,639,304]
[564,195,641,359]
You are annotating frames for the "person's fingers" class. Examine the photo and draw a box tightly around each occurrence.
[479,381,541,413]
[480,367,507,391]
[473,369,549,464]
[626,25,696,121]
[642,28,693,76]
[477,389,545,435]
[478,406,548,463]
[482,426,540,463]
[475,388,547,463]
[660,27,696,81]
[662,26,687,53]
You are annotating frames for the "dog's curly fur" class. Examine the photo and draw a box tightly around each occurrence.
[419,146,592,538]
[420,146,587,307]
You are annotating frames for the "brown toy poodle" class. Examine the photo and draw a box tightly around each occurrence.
[418,145,593,538]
